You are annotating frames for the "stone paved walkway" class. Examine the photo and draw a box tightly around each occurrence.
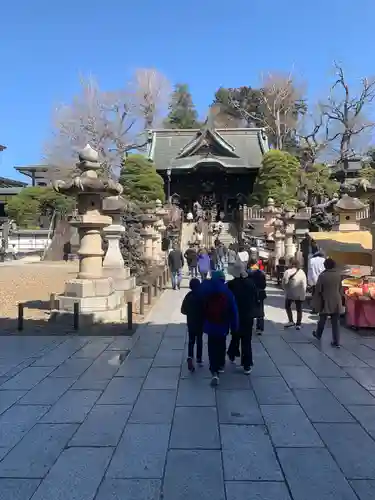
[1,281,375,499]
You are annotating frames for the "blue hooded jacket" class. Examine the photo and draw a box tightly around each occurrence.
[199,276,239,336]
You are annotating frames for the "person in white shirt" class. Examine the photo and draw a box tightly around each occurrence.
[236,246,249,267]
[308,250,325,293]
[186,211,193,223]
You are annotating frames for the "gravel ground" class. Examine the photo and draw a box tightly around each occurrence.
[0,261,78,322]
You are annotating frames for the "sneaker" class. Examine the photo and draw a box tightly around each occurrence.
[284,322,295,329]
[187,358,195,372]
[296,325,301,331]
[218,367,225,374]
[244,367,252,375]
[312,330,321,340]
[210,375,219,387]
[331,341,341,348]
[197,359,204,367]
[256,329,263,335]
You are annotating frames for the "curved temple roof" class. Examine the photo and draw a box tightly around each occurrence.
[148,121,268,172]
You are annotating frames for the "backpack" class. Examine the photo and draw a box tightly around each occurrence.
[204,292,230,326]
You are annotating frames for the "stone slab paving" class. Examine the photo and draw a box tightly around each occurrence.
[2,283,375,498]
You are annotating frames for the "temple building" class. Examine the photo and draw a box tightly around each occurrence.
[148,120,268,219]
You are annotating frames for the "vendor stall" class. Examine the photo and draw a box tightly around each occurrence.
[344,277,375,328]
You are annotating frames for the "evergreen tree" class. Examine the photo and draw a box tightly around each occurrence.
[164,83,200,129]
[119,154,165,203]
[251,150,300,207]
[6,186,73,228]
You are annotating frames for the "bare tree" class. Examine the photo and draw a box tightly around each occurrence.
[229,72,305,149]
[130,68,172,129]
[321,62,375,172]
[296,111,327,169]
[44,68,171,180]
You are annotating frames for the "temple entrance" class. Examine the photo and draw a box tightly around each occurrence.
[165,164,256,221]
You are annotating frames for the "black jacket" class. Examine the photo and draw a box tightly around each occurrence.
[168,250,184,272]
[184,248,198,267]
[181,290,204,332]
[227,276,261,327]
[248,269,267,300]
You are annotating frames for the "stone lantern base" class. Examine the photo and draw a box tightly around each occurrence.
[57,276,128,324]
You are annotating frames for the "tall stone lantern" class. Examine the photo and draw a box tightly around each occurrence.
[102,195,136,292]
[53,145,127,323]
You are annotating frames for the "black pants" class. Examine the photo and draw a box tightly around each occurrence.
[256,317,264,332]
[285,299,303,325]
[207,335,226,374]
[189,266,198,278]
[227,327,253,370]
[200,271,208,280]
[188,329,203,361]
[316,313,340,344]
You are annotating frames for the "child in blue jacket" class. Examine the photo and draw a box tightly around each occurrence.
[200,270,238,386]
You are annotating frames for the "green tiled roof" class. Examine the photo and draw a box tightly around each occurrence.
[148,127,268,171]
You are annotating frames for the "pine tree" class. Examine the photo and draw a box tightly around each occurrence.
[119,154,165,203]
[251,150,300,207]
[164,83,200,129]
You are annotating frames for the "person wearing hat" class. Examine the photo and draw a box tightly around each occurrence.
[227,263,261,374]
[200,270,238,386]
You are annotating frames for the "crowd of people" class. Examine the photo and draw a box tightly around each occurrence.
[169,232,344,387]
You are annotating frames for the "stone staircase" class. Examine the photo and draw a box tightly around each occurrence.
[218,222,235,246]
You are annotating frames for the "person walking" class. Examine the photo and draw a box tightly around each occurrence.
[197,248,210,280]
[184,244,198,278]
[248,257,267,335]
[200,270,238,386]
[216,242,225,271]
[227,243,237,277]
[227,264,261,374]
[236,245,249,267]
[168,245,184,290]
[308,249,325,297]
[282,257,307,329]
[181,278,204,371]
[300,232,312,276]
[312,258,343,348]
[209,246,219,273]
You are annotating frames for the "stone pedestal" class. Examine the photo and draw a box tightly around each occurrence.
[53,145,126,324]
[273,227,285,266]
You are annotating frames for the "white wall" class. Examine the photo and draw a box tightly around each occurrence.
[7,230,51,253]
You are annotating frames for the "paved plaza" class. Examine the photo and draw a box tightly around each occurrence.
[1,281,375,499]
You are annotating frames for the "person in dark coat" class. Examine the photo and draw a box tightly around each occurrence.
[300,233,311,276]
[168,245,184,290]
[209,247,218,272]
[181,278,204,372]
[248,257,267,335]
[312,258,343,347]
[227,263,261,373]
[184,245,198,278]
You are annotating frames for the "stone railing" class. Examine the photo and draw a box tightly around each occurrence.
[243,204,369,223]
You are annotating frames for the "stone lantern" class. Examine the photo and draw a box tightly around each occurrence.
[102,195,136,292]
[154,200,168,263]
[273,216,285,265]
[139,213,158,261]
[263,198,280,239]
[53,145,127,323]
[283,208,296,260]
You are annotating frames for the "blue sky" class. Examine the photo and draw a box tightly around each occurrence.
[0,0,374,180]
